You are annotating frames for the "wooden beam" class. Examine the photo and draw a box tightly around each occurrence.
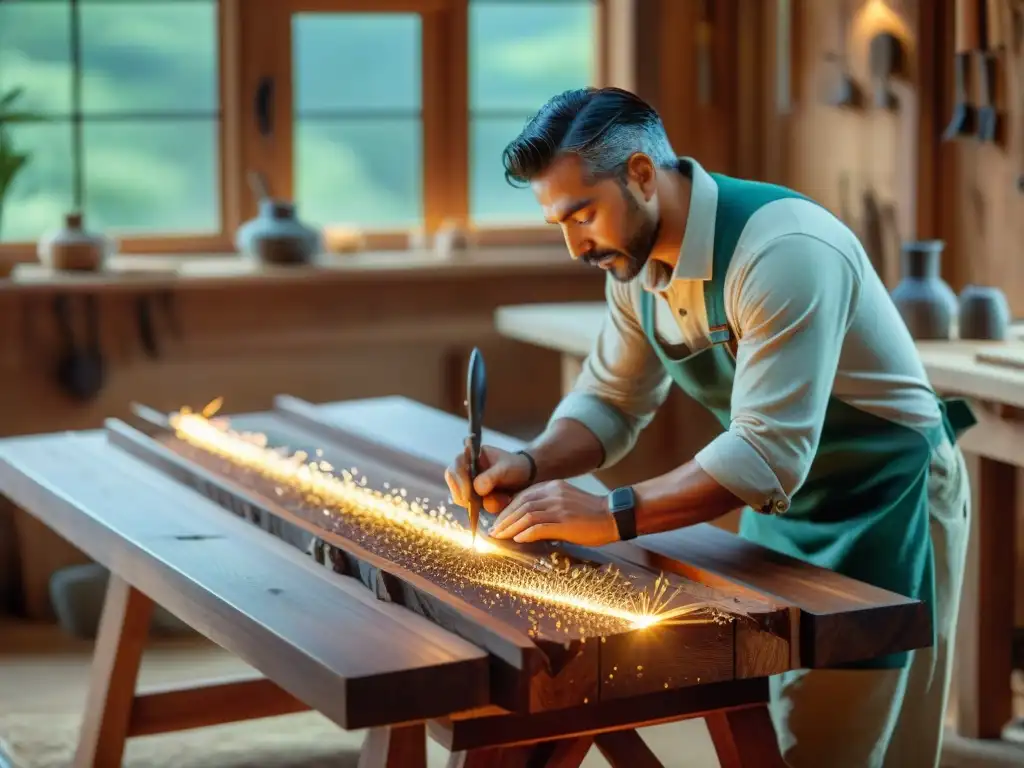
[0,434,490,729]
[128,676,311,737]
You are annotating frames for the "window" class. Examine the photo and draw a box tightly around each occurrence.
[0,0,221,245]
[292,12,423,231]
[469,0,597,225]
[0,0,604,255]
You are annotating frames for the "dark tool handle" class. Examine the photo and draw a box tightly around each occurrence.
[84,293,100,353]
[137,294,158,358]
[52,294,76,354]
[254,76,275,138]
[696,0,714,107]
[466,347,487,435]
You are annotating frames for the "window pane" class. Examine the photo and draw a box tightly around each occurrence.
[80,1,218,114]
[470,1,595,113]
[295,119,421,229]
[0,1,73,116]
[82,120,220,234]
[470,117,545,224]
[0,122,75,243]
[294,14,421,113]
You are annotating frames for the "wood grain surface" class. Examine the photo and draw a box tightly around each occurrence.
[0,432,490,729]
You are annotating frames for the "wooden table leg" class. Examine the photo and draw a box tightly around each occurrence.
[957,457,1017,739]
[706,705,786,768]
[358,724,426,768]
[594,729,661,767]
[447,736,594,768]
[73,575,154,768]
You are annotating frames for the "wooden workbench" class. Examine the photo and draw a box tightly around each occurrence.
[0,395,936,767]
[495,301,1024,762]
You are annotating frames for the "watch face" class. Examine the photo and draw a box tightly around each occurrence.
[611,487,634,512]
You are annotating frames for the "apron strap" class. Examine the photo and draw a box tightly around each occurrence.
[939,397,977,443]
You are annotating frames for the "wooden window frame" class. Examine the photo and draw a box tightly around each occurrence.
[0,0,609,260]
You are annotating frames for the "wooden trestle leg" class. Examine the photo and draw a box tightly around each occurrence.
[443,705,786,768]
[74,575,155,768]
[706,705,788,767]
[359,724,427,768]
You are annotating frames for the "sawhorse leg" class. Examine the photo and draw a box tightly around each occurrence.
[74,575,153,768]
[73,574,312,767]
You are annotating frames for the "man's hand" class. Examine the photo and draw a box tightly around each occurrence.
[490,480,619,546]
[444,445,533,515]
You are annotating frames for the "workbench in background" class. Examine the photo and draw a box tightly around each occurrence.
[495,301,1024,766]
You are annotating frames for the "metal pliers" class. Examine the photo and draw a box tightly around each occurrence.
[464,347,487,544]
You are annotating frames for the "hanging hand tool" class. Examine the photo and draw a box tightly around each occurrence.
[944,0,983,140]
[54,293,105,402]
[696,0,715,107]
[463,347,487,546]
[824,0,863,108]
[1012,0,1024,191]
[869,32,905,110]
[977,0,1006,142]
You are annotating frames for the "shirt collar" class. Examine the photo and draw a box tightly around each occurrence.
[641,156,719,293]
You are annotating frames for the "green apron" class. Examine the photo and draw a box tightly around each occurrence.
[639,172,976,669]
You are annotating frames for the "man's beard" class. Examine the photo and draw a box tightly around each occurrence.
[583,190,660,283]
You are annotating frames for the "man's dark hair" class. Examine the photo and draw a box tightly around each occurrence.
[501,87,677,189]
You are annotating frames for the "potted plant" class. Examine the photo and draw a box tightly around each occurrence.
[0,87,37,241]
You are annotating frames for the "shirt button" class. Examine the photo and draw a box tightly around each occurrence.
[773,499,788,514]
[677,307,687,317]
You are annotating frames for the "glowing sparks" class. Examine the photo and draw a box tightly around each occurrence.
[166,400,728,638]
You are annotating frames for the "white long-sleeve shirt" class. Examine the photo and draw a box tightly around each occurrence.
[549,157,942,515]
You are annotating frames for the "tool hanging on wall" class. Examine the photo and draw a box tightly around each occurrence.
[1012,0,1024,191]
[943,0,983,140]
[775,0,793,115]
[976,0,1005,142]
[696,0,715,107]
[823,0,863,108]
[869,32,905,110]
[53,293,105,402]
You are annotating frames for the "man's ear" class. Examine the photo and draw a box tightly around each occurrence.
[625,153,657,201]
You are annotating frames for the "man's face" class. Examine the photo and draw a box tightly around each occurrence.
[532,153,660,283]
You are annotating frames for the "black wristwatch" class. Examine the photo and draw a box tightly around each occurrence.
[608,486,638,541]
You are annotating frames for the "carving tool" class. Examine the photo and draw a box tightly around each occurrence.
[977,0,1007,143]
[823,0,863,109]
[944,0,982,140]
[464,347,487,545]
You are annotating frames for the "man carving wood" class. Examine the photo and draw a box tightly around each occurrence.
[444,87,974,767]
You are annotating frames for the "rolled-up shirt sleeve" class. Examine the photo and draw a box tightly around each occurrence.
[694,234,861,513]
[549,275,672,468]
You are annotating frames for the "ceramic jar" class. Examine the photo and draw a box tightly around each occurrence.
[37,212,114,272]
[235,200,322,265]
[889,240,958,340]
[958,284,1011,340]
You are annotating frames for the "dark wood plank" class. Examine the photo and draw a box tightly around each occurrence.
[0,432,489,729]
[118,409,762,709]
[429,677,769,752]
[311,395,933,669]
